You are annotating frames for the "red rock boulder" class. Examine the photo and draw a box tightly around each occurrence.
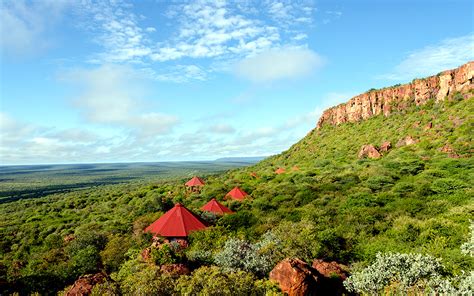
[64,234,76,243]
[358,145,381,159]
[312,260,351,295]
[380,141,392,152]
[396,136,418,147]
[141,247,151,261]
[312,260,349,280]
[160,263,191,276]
[440,144,460,158]
[269,258,319,296]
[65,273,107,296]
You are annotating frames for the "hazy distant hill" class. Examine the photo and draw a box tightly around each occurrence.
[214,156,267,163]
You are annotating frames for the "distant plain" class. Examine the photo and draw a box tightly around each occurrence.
[0,159,263,203]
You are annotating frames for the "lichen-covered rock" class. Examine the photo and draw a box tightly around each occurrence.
[269,258,319,296]
[396,136,418,147]
[358,145,381,159]
[380,141,392,152]
[317,62,473,128]
[65,273,107,296]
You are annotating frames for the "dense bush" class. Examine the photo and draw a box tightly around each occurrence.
[214,233,283,277]
[344,252,445,294]
[175,266,279,296]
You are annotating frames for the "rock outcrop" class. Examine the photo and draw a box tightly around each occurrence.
[380,141,392,152]
[311,260,349,280]
[358,145,381,159]
[312,260,351,295]
[270,258,353,296]
[440,144,460,158]
[65,273,107,296]
[396,136,418,147]
[317,62,473,128]
[269,258,319,296]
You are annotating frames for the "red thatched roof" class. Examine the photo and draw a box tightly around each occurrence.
[185,176,205,187]
[225,187,248,201]
[145,203,207,237]
[201,198,234,214]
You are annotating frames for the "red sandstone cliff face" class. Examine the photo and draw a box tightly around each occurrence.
[317,62,473,128]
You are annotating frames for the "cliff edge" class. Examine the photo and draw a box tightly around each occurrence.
[317,61,473,128]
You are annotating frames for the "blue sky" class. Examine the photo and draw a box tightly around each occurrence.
[0,0,473,165]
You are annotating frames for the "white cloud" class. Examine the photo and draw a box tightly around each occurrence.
[234,47,324,83]
[0,90,354,164]
[293,33,308,41]
[266,1,314,25]
[0,0,70,57]
[379,34,474,81]
[151,1,282,62]
[155,65,208,83]
[76,0,153,64]
[207,124,236,134]
[63,64,179,137]
[322,10,342,25]
[0,112,116,164]
[64,1,317,82]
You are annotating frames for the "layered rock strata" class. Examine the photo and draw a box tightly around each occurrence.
[317,62,473,128]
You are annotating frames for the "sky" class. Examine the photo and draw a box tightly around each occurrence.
[0,0,473,165]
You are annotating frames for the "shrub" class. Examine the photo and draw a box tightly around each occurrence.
[430,178,467,194]
[344,252,445,294]
[218,211,257,231]
[214,233,283,277]
[176,266,274,296]
[100,235,132,272]
[366,175,394,192]
[186,226,229,265]
[70,245,101,276]
[115,258,175,295]
[150,243,184,265]
[316,229,354,263]
[461,221,474,257]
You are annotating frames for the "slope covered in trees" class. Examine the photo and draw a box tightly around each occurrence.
[0,88,472,294]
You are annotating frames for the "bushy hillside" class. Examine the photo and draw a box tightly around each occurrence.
[195,96,473,269]
[1,96,472,295]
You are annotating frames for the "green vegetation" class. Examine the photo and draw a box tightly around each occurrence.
[0,98,472,294]
[0,161,257,203]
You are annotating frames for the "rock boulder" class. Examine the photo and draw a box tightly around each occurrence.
[358,145,381,159]
[440,144,460,158]
[312,260,351,295]
[65,273,107,296]
[396,136,418,147]
[380,141,392,152]
[160,263,191,276]
[269,258,319,296]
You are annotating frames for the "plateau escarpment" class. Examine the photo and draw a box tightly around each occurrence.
[317,61,473,128]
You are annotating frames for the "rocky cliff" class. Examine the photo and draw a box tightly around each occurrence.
[317,61,473,128]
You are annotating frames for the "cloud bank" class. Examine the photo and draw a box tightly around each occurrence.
[235,47,324,83]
